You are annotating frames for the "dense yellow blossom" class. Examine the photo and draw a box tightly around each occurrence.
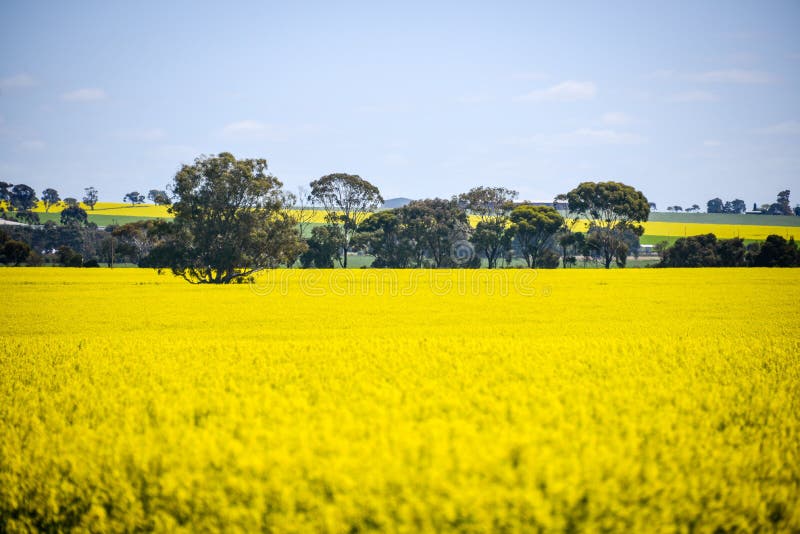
[1,268,798,531]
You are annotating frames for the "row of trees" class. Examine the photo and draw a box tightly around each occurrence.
[656,234,800,268]
[0,181,173,221]
[4,153,798,282]
[0,181,100,216]
[663,191,798,216]
[705,190,797,215]
[134,153,650,282]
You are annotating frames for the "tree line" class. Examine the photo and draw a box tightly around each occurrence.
[661,190,798,216]
[1,153,798,280]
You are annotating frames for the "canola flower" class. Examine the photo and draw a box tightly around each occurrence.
[28,201,800,241]
[1,267,798,532]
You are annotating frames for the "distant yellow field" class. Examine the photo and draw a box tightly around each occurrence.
[1,268,799,531]
[33,201,173,218]
[28,202,800,239]
[568,219,800,241]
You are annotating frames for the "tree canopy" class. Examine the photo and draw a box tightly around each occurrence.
[507,205,564,268]
[145,152,305,283]
[308,173,383,267]
[565,181,649,268]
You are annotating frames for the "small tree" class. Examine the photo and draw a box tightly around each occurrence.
[147,189,171,205]
[1,240,31,265]
[10,184,37,211]
[768,190,792,215]
[565,181,649,269]
[83,187,99,210]
[0,181,12,205]
[300,225,345,268]
[63,197,79,208]
[458,186,518,268]
[707,198,723,213]
[41,188,61,212]
[124,191,145,205]
[60,205,88,227]
[506,205,563,268]
[308,173,382,268]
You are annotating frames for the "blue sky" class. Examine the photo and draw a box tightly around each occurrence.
[1,1,798,208]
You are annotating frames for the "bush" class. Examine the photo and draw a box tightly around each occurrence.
[57,245,83,267]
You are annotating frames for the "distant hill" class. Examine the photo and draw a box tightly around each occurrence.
[381,197,414,209]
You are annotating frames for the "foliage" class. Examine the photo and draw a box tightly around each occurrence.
[60,205,88,227]
[657,233,747,267]
[0,181,11,204]
[14,210,40,225]
[1,268,799,532]
[308,173,383,268]
[83,187,99,210]
[123,191,145,205]
[41,188,61,212]
[299,225,344,268]
[768,190,793,216]
[399,198,473,268]
[1,239,31,265]
[56,245,83,267]
[145,153,305,283]
[507,205,564,268]
[354,210,413,268]
[470,220,511,269]
[457,186,517,268]
[111,220,162,264]
[566,181,649,268]
[10,184,38,211]
[147,189,171,205]
[707,197,723,213]
[747,234,800,267]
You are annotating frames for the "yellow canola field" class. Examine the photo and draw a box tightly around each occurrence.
[1,268,799,532]
[29,201,800,239]
[566,219,800,241]
[32,202,333,222]
[32,201,172,218]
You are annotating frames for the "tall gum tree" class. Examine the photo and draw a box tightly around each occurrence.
[308,173,383,268]
[565,181,650,269]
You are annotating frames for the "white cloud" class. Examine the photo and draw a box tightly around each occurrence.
[601,112,632,125]
[667,91,717,103]
[754,121,800,135]
[18,140,45,151]
[703,140,722,147]
[695,69,772,84]
[0,73,36,89]
[514,81,596,102]
[61,88,107,102]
